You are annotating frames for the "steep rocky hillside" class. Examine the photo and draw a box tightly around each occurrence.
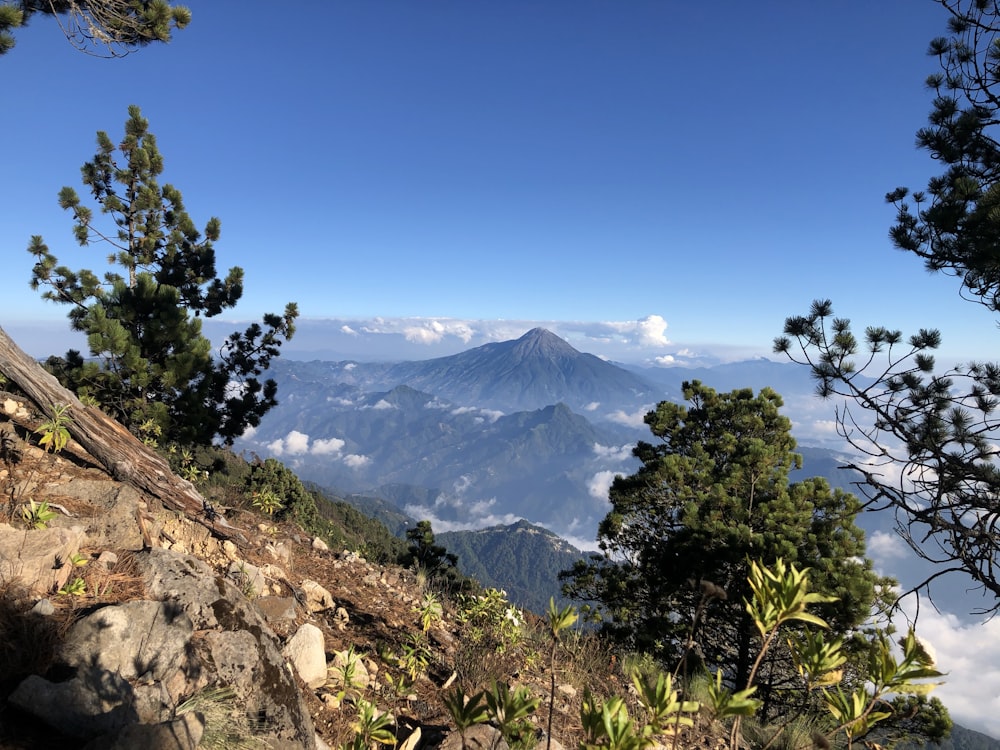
[0,391,727,750]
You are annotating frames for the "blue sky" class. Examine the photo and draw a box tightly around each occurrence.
[6,3,1000,734]
[4,1,999,366]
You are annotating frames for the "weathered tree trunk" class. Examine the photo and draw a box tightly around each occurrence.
[0,326,244,542]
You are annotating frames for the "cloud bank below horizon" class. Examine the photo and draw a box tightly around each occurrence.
[203,314,774,367]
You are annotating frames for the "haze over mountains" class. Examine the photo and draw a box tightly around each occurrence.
[238,327,842,545]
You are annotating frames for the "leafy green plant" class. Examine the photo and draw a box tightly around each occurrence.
[701,558,946,750]
[67,552,88,568]
[35,403,71,453]
[442,685,489,750]
[823,629,944,748]
[546,597,578,750]
[398,632,432,682]
[251,488,284,518]
[485,681,540,750]
[580,692,644,750]
[630,670,698,737]
[136,418,162,448]
[456,587,524,654]
[345,698,396,749]
[415,591,443,633]
[21,499,57,529]
[57,577,85,596]
[326,646,366,704]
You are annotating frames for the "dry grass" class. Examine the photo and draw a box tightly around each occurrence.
[0,579,67,689]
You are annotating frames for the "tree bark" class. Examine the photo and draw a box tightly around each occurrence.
[0,326,244,542]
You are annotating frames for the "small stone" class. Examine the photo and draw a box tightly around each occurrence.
[97,551,119,566]
[30,599,54,616]
[221,540,239,561]
[311,537,329,552]
[300,579,335,612]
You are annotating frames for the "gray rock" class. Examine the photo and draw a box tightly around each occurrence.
[8,599,196,738]
[61,600,193,682]
[9,671,138,738]
[255,595,298,630]
[82,712,205,750]
[0,523,86,594]
[283,622,327,689]
[300,578,335,612]
[137,547,317,749]
[440,724,509,750]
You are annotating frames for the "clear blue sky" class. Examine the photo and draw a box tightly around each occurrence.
[3,1,997,367]
[6,3,1000,733]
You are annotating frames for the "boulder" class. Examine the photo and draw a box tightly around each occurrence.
[283,623,327,689]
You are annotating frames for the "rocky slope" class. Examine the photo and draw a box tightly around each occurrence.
[0,390,731,750]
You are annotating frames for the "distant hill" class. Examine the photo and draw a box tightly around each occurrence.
[439,519,588,614]
[240,328,853,547]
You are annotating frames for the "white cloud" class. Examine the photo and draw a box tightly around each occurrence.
[868,531,908,562]
[401,319,476,345]
[371,399,395,410]
[311,437,345,456]
[606,406,651,428]
[340,325,358,336]
[267,430,311,456]
[592,443,633,462]
[343,362,356,371]
[588,470,618,499]
[892,599,1000,738]
[343,454,371,468]
[584,402,600,411]
[636,314,670,347]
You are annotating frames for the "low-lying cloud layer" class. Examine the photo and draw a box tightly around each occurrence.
[206,314,772,367]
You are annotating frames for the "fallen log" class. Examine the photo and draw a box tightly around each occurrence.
[0,326,245,543]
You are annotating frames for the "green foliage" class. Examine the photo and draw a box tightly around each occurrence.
[251,488,284,519]
[400,520,460,580]
[346,698,396,749]
[1,1,190,57]
[325,646,366,704]
[35,403,72,453]
[774,2,1000,609]
[455,587,525,655]
[545,597,578,748]
[442,685,490,749]
[394,632,432,683]
[21,499,57,530]
[414,591,443,633]
[485,681,540,750]
[579,675,698,750]
[244,458,325,536]
[57,577,86,596]
[704,669,759,719]
[561,381,883,706]
[29,105,297,447]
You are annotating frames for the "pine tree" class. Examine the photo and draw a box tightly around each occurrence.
[29,105,297,447]
[561,381,884,718]
[0,1,190,57]
[775,1,1000,610]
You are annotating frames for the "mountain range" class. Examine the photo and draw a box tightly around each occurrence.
[242,327,840,536]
